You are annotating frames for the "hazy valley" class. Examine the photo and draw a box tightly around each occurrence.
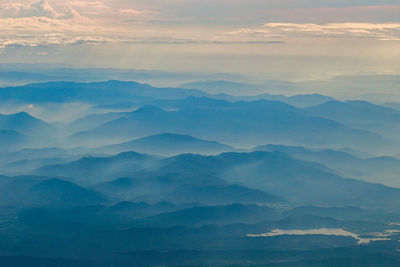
[0,78,399,266]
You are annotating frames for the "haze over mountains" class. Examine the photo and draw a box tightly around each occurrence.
[97,133,234,156]
[0,79,399,266]
[2,65,399,102]
[2,0,400,262]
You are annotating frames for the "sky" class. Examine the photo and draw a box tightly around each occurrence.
[0,0,400,81]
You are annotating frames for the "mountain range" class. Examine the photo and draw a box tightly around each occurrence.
[97,133,234,156]
[255,144,400,187]
[69,101,386,150]
[0,79,399,266]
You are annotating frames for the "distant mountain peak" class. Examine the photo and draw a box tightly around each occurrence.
[97,133,233,156]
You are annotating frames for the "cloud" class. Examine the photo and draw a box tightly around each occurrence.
[118,8,158,18]
[0,14,113,51]
[68,1,110,9]
[0,0,156,21]
[69,35,114,45]
[0,0,79,19]
[230,23,400,41]
[0,1,126,50]
[0,0,399,56]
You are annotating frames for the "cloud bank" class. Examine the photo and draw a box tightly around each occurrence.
[0,0,399,80]
[231,23,400,41]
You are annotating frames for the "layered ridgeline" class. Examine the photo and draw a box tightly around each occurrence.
[0,80,399,266]
[255,144,400,188]
[96,133,234,155]
[181,80,335,107]
[1,80,398,152]
[34,151,400,208]
[67,98,389,151]
[0,80,207,103]
[0,112,56,150]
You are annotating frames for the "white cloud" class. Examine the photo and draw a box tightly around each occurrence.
[0,14,113,50]
[0,0,78,19]
[0,1,134,49]
[0,1,399,57]
[230,23,400,41]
